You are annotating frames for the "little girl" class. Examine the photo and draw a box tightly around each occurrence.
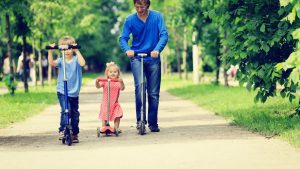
[96,62,125,133]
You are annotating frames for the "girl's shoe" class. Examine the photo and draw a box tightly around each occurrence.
[116,129,122,133]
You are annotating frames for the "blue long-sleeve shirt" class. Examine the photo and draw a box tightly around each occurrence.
[119,10,168,57]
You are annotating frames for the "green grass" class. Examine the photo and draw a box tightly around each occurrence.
[0,86,57,128]
[162,75,300,148]
[0,72,98,129]
[82,72,98,85]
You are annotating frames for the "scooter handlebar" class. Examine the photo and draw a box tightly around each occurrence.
[96,78,119,83]
[134,53,151,57]
[46,44,81,50]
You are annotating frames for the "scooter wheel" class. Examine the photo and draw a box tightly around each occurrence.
[65,129,73,146]
[97,127,101,138]
[66,135,72,146]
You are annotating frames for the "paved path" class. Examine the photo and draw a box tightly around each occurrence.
[0,74,300,169]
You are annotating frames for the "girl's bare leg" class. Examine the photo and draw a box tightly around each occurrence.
[114,117,120,130]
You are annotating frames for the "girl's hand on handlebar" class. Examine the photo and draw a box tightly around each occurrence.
[118,77,123,82]
[95,80,102,88]
[151,50,159,58]
[48,43,56,50]
[126,50,135,58]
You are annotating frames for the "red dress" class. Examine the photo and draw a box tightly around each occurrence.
[99,80,123,121]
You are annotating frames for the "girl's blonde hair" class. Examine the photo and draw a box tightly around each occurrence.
[105,62,121,78]
[58,36,75,45]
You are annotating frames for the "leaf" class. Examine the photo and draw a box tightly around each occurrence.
[257,68,265,78]
[280,90,286,98]
[287,8,296,23]
[275,63,284,71]
[246,82,252,91]
[255,92,262,103]
[252,45,260,52]
[261,44,270,53]
[260,24,265,33]
[240,52,247,58]
[289,69,299,84]
[292,28,300,40]
[278,7,285,15]
[289,93,296,102]
[262,94,267,103]
[279,0,290,7]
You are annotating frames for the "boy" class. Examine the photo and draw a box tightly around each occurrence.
[48,36,86,143]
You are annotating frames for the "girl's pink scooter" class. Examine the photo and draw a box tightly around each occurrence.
[96,78,119,137]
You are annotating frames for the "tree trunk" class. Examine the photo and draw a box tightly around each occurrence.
[48,55,52,87]
[223,31,229,87]
[192,31,199,84]
[174,30,181,79]
[183,26,188,80]
[38,38,44,86]
[5,14,15,95]
[32,38,37,86]
[0,49,4,76]
[22,35,29,93]
[223,67,229,86]
[215,56,221,85]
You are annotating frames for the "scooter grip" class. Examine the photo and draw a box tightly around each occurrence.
[45,45,58,50]
[68,44,81,49]
[45,44,81,50]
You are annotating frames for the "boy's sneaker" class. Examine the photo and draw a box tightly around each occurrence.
[72,134,79,143]
[58,132,64,140]
[149,126,160,132]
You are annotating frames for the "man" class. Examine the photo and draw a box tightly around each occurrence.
[119,0,168,132]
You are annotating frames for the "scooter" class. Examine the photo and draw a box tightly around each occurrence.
[136,53,149,135]
[96,78,119,137]
[46,44,80,146]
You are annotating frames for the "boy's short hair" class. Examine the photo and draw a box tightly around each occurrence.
[58,36,75,45]
[133,0,150,6]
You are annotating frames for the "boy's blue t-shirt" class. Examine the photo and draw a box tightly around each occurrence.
[56,55,82,97]
[119,10,168,59]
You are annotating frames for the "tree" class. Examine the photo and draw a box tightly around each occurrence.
[206,0,300,113]
[276,0,300,114]
[0,0,18,95]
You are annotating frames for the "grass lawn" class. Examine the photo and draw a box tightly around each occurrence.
[0,72,98,129]
[162,75,300,148]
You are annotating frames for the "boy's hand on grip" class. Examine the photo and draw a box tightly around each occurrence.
[48,43,56,50]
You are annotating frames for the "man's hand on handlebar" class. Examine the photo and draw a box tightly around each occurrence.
[151,50,159,58]
[126,50,135,58]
